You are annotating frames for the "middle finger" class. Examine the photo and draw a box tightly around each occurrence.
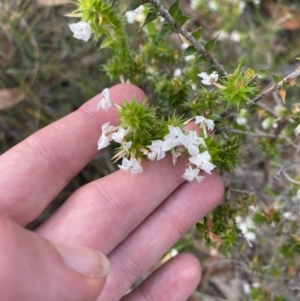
[36,156,187,254]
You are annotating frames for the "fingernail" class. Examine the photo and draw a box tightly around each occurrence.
[53,242,110,278]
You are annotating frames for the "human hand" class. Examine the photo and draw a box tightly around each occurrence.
[0,84,224,301]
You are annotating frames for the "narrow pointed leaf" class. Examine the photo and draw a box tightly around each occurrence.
[168,0,180,18]
[177,14,190,26]
[141,7,159,28]
[155,23,174,43]
[183,45,196,56]
[205,34,220,52]
[257,69,269,79]
[124,0,143,13]
[192,27,202,40]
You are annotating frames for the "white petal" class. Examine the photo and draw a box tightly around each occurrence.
[102,88,110,100]
[162,139,174,151]
[112,127,127,143]
[201,161,216,174]
[189,151,211,167]
[97,89,112,111]
[147,151,157,161]
[118,157,131,172]
[148,140,163,152]
[171,149,182,166]
[197,71,219,85]
[130,158,143,173]
[195,116,206,125]
[210,71,219,82]
[97,98,111,111]
[97,135,110,149]
[69,22,91,42]
[101,122,115,138]
[156,149,166,160]
[196,175,205,183]
[206,119,215,131]
[197,72,211,85]
[182,166,195,182]
[123,141,132,152]
[182,166,200,182]
[187,144,199,156]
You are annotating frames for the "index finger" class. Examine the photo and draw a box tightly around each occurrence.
[0,84,146,225]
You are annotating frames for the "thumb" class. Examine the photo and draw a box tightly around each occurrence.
[0,215,109,301]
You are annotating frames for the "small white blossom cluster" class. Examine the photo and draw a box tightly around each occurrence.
[236,216,256,247]
[96,89,216,182]
[69,21,92,42]
[197,71,219,85]
[125,6,145,24]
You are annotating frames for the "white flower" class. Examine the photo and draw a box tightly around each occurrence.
[68,21,91,42]
[180,131,206,156]
[146,140,166,161]
[173,68,182,77]
[189,151,216,174]
[124,11,136,24]
[111,127,127,143]
[162,126,184,151]
[171,149,182,165]
[197,71,219,85]
[236,109,248,126]
[261,117,277,130]
[97,88,112,111]
[195,116,215,131]
[97,135,110,149]
[118,157,143,173]
[122,141,132,152]
[125,6,145,23]
[236,116,247,126]
[183,166,205,183]
[97,122,115,150]
[236,216,256,247]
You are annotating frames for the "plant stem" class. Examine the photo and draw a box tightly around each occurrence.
[252,66,300,103]
[147,0,227,76]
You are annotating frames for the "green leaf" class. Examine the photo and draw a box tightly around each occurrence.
[141,7,159,28]
[271,73,281,84]
[257,68,269,79]
[155,23,174,43]
[196,222,205,232]
[183,45,196,56]
[168,0,180,18]
[99,36,113,49]
[205,34,220,53]
[192,27,202,40]
[194,55,207,65]
[177,15,190,26]
[124,1,143,13]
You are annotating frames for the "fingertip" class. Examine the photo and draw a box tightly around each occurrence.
[110,83,147,104]
[120,252,202,301]
[175,252,202,285]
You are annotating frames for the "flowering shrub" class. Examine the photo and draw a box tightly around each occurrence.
[65,0,300,299]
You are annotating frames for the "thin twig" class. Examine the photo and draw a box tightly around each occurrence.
[147,0,227,76]
[282,172,300,185]
[252,66,300,103]
[230,129,276,138]
[255,101,278,117]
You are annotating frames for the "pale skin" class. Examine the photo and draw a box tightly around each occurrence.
[0,84,224,301]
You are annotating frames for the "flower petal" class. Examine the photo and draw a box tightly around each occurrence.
[69,21,91,42]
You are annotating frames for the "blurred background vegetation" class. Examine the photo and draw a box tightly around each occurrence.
[1,0,300,300]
